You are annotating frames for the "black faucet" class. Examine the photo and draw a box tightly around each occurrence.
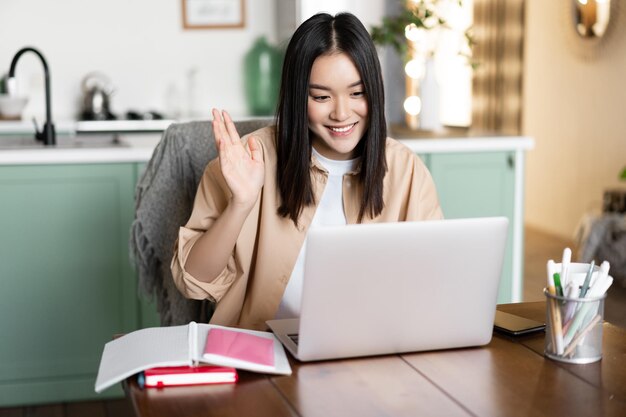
[8,47,56,146]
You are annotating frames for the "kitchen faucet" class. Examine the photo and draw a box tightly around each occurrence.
[8,47,56,146]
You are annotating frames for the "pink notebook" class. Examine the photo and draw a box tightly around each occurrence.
[203,328,274,367]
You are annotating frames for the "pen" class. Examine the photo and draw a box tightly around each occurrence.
[579,260,595,298]
[137,371,145,389]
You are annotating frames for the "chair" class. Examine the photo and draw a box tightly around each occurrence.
[130,119,273,325]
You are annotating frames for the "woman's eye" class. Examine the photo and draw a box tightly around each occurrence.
[351,91,365,98]
[312,95,330,101]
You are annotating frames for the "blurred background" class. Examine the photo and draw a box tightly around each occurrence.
[1,0,624,238]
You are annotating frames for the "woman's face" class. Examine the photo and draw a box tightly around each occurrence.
[307,52,369,160]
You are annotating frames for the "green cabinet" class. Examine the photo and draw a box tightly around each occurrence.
[426,152,517,303]
[0,163,139,406]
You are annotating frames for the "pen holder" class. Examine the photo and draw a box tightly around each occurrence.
[544,288,606,364]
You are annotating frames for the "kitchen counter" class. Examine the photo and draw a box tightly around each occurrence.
[0,134,162,165]
[0,119,172,165]
[0,131,533,165]
[400,135,534,153]
[0,116,273,136]
[0,119,175,136]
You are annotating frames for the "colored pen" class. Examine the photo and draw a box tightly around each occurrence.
[137,371,145,389]
[564,272,613,346]
[579,260,595,298]
[563,314,602,357]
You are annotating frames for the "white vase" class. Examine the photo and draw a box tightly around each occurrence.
[419,58,442,131]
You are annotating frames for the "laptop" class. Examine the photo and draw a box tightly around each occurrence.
[266,217,509,362]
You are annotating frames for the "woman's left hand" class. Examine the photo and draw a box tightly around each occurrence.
[212,109,265,210]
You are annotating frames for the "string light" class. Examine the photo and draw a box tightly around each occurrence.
[403,96,422,116]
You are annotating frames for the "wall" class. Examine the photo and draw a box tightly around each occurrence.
[298,0,383,28]
[523,1,626,239]
[0,0,385,123]
[0,0,277,121]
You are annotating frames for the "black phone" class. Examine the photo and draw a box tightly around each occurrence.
[493,310,546,336]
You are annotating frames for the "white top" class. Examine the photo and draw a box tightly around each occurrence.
[274,148,360,319]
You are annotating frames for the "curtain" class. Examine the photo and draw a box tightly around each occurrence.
[472,0,525,134]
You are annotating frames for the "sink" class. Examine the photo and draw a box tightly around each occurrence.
[0,135,115,149]
[0,137,40,148]
[0,133,161,150]
[0,131,161,166]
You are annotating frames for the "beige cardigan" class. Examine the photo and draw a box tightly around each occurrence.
[171,126,443,329]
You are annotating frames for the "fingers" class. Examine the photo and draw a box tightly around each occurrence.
[212,108,241,145]
[222,111,241,144]
[247,136,264,162]
[212,108,227,149]
[213,108,263,162]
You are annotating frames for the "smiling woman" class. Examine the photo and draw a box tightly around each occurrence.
[306,53,368,160]
[171,12,443,330]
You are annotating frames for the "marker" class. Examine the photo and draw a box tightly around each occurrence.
[563,284,578,324]
[546,260,564,355]
[553,273,564,298]
[561,248,572,286]
[137,372,145,389]
[579,260,595,298]
[587,264,612,299]
[547,260,556,282]
[591,261,610,295]
[545,260,557,349]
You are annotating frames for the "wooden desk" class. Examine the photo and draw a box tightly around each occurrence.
[126,302,626,417]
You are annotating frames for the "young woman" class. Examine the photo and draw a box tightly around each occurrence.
[171,12,443,330]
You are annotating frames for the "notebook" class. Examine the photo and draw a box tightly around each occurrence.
[266,217,509,362]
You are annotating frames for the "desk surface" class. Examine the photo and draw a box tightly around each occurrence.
[126,302,626,417]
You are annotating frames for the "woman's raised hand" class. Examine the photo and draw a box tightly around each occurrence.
[212,109,265,209]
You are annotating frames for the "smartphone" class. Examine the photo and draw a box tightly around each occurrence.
[493,310,546,336]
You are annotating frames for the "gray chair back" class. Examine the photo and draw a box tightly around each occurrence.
[130,119,273,325]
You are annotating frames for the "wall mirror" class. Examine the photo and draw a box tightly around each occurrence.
[573,0,611,38]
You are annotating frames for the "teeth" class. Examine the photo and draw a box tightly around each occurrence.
[329,124,355,133]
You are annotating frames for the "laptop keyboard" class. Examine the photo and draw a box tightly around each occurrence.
[288,334,299,345]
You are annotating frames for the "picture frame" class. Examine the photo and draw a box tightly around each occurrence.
[182,0,245,29]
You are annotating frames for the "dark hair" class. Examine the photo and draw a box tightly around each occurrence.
[275,12,387,225]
